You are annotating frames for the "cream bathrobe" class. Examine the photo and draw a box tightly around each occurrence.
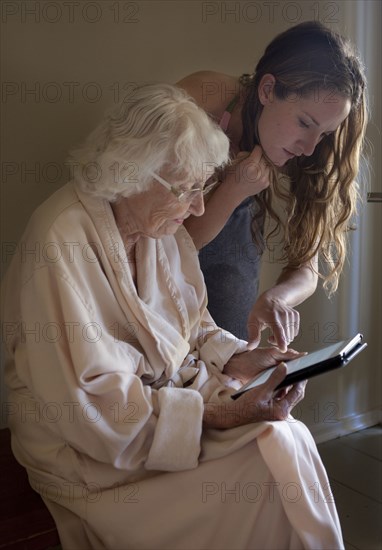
[2,182,344,550]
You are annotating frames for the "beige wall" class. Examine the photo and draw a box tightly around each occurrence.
[1,0,381,436]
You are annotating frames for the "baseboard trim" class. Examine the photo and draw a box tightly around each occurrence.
[310,409,382,444]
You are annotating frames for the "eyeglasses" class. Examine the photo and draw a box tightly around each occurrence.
[148,170,220,203]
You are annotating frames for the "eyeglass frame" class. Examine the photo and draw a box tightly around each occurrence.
[147,170,220,203]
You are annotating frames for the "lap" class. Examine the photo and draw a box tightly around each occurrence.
[86,440,302,550]
[39,420,343,550]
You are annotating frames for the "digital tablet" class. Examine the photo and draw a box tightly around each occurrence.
[231,333,367,400]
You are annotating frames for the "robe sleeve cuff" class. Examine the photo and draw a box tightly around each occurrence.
[145,387,203,472]
[199,331,248,371]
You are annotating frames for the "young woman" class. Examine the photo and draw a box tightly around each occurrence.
[178,20,368,349]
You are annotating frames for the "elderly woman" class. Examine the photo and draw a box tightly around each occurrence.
[2,84,343,550]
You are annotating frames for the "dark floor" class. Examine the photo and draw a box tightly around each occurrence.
[317,424,382,550]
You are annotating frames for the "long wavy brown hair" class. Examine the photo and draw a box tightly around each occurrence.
[240,21,368,295]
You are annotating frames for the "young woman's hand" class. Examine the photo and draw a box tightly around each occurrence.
[221,145,271,202]
[246,292,301,352]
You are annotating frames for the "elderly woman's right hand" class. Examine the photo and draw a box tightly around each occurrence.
[222,145,271,201]
[203,364,307,429]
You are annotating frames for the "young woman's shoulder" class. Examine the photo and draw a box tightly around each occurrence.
[176,71,239,118]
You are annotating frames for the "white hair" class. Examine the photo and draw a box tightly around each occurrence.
[69,83,230,200]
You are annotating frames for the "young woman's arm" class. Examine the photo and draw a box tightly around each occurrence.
[184,147,270,249]
[177,72,271,249]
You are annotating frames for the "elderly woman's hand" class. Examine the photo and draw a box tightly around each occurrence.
[222,145,271,201]
[203,363,307,429]
[223,347,304,385]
